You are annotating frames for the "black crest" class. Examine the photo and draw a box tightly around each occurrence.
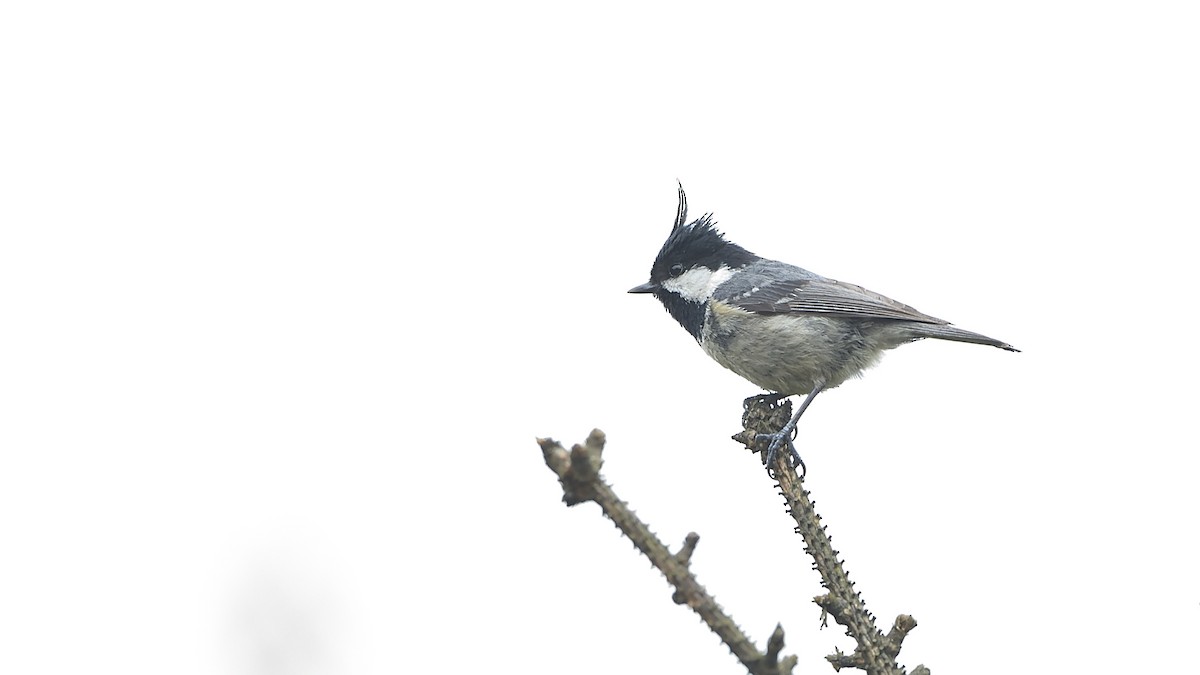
[649,185,757,284]
[673,181,688,230]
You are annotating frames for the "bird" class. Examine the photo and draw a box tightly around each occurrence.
[629,184,1017,473]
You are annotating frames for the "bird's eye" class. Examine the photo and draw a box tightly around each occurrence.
[669,263,684,277]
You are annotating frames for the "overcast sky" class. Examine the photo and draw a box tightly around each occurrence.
[3,2,1198,674]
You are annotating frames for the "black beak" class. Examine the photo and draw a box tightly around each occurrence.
[628,282,658,294]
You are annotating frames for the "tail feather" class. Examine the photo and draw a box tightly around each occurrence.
[907,324,1019,352]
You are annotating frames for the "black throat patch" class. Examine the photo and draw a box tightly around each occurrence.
[655,291,706,341]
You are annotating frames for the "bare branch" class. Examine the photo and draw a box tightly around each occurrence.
[736,397,923,675]
[539,396,932,675]
[538,431,795,675]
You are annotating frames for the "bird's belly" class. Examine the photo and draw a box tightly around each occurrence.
[700,309,884,395]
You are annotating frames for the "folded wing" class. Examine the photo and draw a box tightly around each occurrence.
[732,276,949,325]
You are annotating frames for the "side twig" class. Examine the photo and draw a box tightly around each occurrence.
[538,429,797,675]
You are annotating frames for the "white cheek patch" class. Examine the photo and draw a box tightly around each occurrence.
[662,265,735,302]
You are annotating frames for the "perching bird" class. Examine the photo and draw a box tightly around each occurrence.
[629,185,1017,472]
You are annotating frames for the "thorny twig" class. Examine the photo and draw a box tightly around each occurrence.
[734,397,927,675]
[538,430,796,675]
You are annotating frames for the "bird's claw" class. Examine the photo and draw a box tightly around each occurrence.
[743,392,787,411]
[759,430,806,478]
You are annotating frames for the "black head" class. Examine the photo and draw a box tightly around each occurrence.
[628,185,758,338]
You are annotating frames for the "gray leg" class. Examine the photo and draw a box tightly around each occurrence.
[762,379,827,474]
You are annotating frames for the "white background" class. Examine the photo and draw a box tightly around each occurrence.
[2,2,1197,674]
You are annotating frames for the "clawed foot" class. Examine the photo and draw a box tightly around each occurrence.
[743,392,787,411]
[758,429,806,478]
[743,392,807,477]
[744,383,826,479]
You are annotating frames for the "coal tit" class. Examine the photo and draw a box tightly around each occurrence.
[629,185,1017,471]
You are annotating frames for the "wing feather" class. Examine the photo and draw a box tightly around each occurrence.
[732,277,948,325]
